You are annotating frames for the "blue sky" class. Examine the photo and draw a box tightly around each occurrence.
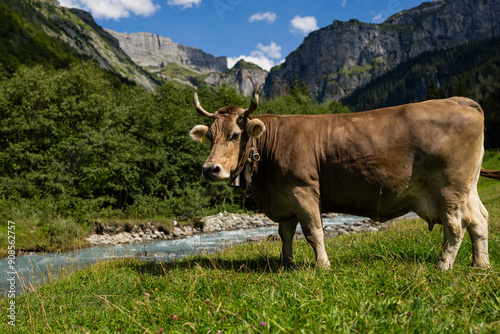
[58,0,429,71]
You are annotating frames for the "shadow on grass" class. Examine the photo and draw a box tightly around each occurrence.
[122,247,443,278]
[122,252,318,276]
[116,223,458,276]
[328,251,440,270]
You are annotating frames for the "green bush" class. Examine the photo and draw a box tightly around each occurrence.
[0,63,351,222]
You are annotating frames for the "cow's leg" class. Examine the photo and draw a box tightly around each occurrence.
[438,210,467,270]
[279,218,298,268]
[288,186,330,268]
[465,189,490,268]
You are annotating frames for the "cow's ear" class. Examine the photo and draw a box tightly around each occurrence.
[189,125,209,143]
[246,119,266,138]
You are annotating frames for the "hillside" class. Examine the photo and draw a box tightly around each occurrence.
[0,0,159,89]
[340,36,500,148]
[265,0,500,102]
[0,0,82,77]
[5,0,500,100]
[341,36,500,111]
[106,29,271,96]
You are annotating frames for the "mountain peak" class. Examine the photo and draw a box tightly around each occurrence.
[205,59,268,96]
[233,59,265,71]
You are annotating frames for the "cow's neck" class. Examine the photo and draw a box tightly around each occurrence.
[230,115,278,187]
[230,133,260,188]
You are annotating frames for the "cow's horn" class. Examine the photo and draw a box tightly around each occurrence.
[193,92,216,119]
[244,83,264,118]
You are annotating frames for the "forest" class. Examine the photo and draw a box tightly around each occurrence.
[0,63,349,228]
[341,36,500,147]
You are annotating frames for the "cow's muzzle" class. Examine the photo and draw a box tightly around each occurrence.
[202,163,228,181]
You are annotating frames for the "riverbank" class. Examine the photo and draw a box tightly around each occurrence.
[86,212,399,247]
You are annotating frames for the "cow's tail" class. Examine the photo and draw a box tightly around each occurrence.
[480,168,500,180]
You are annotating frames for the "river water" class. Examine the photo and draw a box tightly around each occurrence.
[1,214,369,295]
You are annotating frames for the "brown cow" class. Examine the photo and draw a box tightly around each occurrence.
[189,83,500,270]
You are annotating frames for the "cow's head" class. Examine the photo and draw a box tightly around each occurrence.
[189,83,266,182]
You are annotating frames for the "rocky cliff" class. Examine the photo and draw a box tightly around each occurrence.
[265,0,500,102]
[105,29,227,74]
[204,60,268,96]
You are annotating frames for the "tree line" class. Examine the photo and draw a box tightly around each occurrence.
[0,63,349,224]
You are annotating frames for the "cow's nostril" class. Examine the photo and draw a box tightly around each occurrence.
[202,165,222,179]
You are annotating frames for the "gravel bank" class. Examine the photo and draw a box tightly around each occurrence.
[86,212,398,246]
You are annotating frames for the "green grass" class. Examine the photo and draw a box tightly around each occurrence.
[2,151,500,333]
[157,63,202,78]
[0,217,90,257]
[3,219,500,333]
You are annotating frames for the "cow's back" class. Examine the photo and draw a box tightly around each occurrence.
[252,97,485,222]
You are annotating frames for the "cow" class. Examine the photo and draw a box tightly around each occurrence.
[189,83,500,270]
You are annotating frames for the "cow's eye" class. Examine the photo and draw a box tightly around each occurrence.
[230,133,240,141]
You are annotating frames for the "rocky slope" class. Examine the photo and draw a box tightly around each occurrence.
[265,0,500,102]
[105,29,227,75]
[28,1,159,90]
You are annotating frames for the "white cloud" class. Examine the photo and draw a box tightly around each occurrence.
[167,0,202,9]
[257,41,281,59]
[372,13,385,23]
[290,15,319,35]
[341,0,346,7]
[249,11,277,24]
[227,41,283,71]
[59,0,160,19]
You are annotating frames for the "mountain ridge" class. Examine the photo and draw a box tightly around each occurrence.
[5,0,500,101]
[265,0,500,102]
[204,59,268,96]
[104,29,228,75]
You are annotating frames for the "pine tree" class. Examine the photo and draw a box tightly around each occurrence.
[289,75,301,97]
[455,78,468,97]
[289,75,312,104]
[426,77,440,100]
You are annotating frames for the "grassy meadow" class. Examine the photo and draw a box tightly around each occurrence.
[3,219,500,333]
[1,152,500,333]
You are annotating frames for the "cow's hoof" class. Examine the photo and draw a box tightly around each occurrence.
[436,261,452,271]
[281,261,299,271]
[316,260,331,269]
[471,262,491,270]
